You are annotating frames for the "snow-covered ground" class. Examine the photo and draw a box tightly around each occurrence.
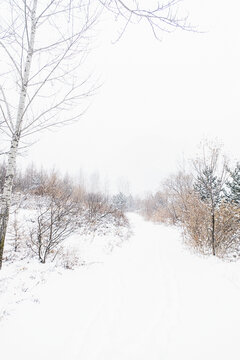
[1,213,240,360]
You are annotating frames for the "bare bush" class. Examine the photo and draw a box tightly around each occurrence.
[142,191,171,224]
[214,204,240,259]
[142,171,194,225]
[83,192,129,235]
[27,180,80,263]
[56,248,85,270]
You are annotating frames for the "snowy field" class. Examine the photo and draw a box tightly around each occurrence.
[1,213,240,360]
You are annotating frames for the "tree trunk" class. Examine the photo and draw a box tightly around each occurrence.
[0,0,38,269]
[211,212,216,256]
[0,133,20,268]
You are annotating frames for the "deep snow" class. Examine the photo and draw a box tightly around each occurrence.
[1,213,240,360]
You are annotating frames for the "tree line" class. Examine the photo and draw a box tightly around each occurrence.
[0,162,133,266]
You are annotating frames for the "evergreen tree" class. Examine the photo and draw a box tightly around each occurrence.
[225,163,240,206]
[194,165,225,256]
[194,166,223,207]
[112,192,128,212]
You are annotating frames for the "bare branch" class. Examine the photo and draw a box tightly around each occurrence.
[99,0,195,40]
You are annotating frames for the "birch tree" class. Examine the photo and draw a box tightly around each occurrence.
[0,0,192,268]
[0,0,99,268]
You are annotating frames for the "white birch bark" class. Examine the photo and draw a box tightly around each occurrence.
[0,0,38,268]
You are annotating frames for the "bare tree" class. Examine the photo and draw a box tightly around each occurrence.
[0,0,99,268]
[27,178,80,263]
[0,0,192,268]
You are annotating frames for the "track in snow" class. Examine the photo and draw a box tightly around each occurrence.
[1,214,240,360]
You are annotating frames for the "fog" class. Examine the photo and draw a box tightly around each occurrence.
[19,0,240,194]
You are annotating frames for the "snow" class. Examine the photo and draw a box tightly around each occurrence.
[1,213,240,359]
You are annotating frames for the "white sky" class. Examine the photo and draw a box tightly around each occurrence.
[19,0,240,195]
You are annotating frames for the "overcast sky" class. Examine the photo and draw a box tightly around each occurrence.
[19,0,240,195]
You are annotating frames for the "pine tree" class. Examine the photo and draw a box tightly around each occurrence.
[194,166,224,256]
[112,192,128,212]
[225,164,240,206]
[194,166,223,207]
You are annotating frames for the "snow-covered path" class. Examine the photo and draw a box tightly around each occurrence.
[1,214,240,360]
